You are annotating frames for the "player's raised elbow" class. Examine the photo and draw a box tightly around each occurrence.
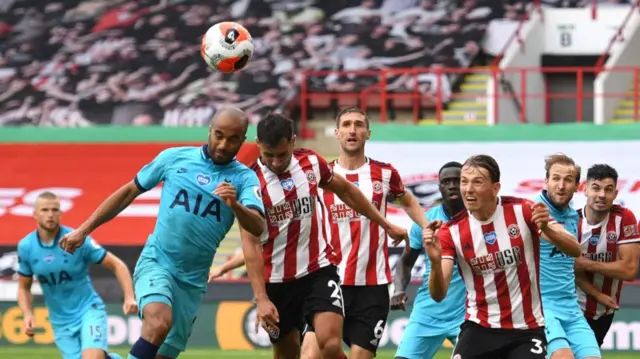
[244,221,264,238]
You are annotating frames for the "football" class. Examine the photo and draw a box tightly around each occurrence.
[201,21,254,73]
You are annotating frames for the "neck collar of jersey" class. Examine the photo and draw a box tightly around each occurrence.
[439,203,452,221]
[201,144,236,166]
[36,227,62,248]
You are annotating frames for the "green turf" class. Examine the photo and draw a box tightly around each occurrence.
[2,347,638,359]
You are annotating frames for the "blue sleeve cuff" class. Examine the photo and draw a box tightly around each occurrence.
[94,250,108,264]
[246,205,265,218]
[134,176,149,192]
[18,271,32,277]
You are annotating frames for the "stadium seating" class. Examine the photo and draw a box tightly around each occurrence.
[0,0,616,127]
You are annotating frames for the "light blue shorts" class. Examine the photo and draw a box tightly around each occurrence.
[545,308,601,359]
[395,320,459,359]
[53,306,108,359]
[134,258,204,358]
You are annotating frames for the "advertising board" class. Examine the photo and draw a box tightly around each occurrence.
[1,302,639,351]
[373,141,640,238]
[0,143,259,246]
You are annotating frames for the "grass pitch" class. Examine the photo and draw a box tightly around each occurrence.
[3,347,638,359]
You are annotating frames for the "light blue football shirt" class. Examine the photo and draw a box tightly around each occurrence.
[408,204,466,329]
[134,145,264,289]
[536,190,581,311]
[17,226,106,327]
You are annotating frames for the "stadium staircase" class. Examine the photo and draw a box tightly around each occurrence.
[611,81,640,123]
[211,223,245,277]
[419,66,490,125]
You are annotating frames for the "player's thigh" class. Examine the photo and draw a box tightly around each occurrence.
[544,309,571,358]
[80,307,109,353]
[563,317,601,359]
[134,260,175,321]
[304,266,344,347]
[54,326,82,359]
[266,280,305,345]
[159,284,205,357]
[342,285,390,356]
[395,321,446,359]
[506,330,548,359]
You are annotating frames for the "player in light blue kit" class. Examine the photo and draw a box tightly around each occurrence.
[391,162,467,359]
[535,154,600,359]
[17,191,135,359]
[60,109,279,359]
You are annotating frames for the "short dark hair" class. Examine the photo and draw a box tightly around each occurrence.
[257,113,294,147]
[586,164,618,184]
[545,153,581,183]
[438,161,462,177]
[463,155,500,183]
[335,106,369,128]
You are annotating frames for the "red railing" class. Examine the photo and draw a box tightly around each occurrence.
[299,66,640,131]
[595,0,640,69]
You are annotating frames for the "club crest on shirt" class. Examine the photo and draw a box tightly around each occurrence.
[280,178,295,191]
[484,231,497,245]
[305,171,316,185]
[372,181,383,194]
[589,234,600,246]
[508,224,520,238]
[43,254,55,263]
[196,174,212,186]
[606,231,618,243]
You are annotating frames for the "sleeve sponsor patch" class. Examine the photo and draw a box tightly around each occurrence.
[623,224,638,238]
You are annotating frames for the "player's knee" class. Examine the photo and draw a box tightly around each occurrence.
[300,335,321,359]
[317,335,342,359]
[142,302,172,341]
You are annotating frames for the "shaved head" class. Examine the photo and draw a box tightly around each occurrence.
[211,107,249,134]
[207,107,249,164]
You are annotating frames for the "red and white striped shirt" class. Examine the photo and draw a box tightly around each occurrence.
[322,158,406,286]
[252,149,337,283]
[440,196,545,330]
[576,205,640,319]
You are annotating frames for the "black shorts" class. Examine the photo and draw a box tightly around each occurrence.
[453,321,547,359]
[265,265,343,344]
[586,313,615,347]
[304,284,390,355]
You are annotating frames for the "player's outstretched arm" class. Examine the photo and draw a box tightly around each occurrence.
[17,275,35,337]
[398,192,429,229]
[531,202,581,257]
[80,181,143,235]
[209,250,246,282]
[239,227,279,332]
[575,268,619,310]
[576,243,640,281]
[390,245,421,311]
[322,173,408,244]
[425,221,453,302]
[101,252,138,315]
